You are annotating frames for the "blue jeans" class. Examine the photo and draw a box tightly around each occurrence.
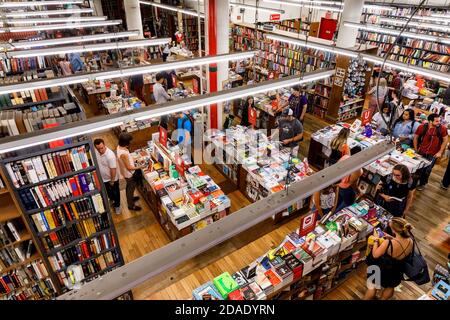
[335,187,356,212]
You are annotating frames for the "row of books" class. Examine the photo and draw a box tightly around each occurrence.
[0,241,33,269]
[0,221,21,247]
[1,279,55,300]
[31,207,109,236]
[6,144,93,188]
[0,56,48,75]
[1,262,45,294]
[0,104,82,138]
[0,70,59,104]
[42,217,110,253]
[48,232,117,271]
[315,86,330,98]
[313,106,327,119]
[383,47,450,64]
[18,172,100,212]
[57,250,120,289]
[30,194,106,234]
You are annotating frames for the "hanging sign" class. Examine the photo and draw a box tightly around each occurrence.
[159,126,168,147]
[270,14,281,21]
[298,211,317,237]
[361,109,373,126]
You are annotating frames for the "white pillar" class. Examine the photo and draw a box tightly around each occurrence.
[91,0,103,16]
[215,0,229,130]
[336,0,364,48]
[124,0,144,39]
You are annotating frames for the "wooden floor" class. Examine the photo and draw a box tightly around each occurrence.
[86,96,449,300]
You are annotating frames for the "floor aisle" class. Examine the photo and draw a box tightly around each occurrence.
[86,94,448,300]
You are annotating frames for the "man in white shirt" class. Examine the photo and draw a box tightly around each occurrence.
[94,139,121,214]
[154,72,172,128]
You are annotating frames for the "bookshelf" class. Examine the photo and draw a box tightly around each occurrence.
[184,16,205,54]
[0,138,125,297]
[0,168,56,300]
[358,7,450,73]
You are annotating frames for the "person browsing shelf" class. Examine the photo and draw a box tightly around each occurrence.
[368,78,388,114]
[372,103,392,134]
[335,148,363,213]
[69,52,85,73]
[377,164,416,218]
[275,108,303,156]
[392,109,419,147]
[240,96,255,127]
[154,72,172,129]
[175,111,192,155]
[287,85,308,124]
[364,218,413,300]
[116,133,144,211]
[328,127,350,166]
[94,139,121,214]
[311,185,338,221]
[130,58,145,102]
[413,113,448,190]
[162,43,171,62]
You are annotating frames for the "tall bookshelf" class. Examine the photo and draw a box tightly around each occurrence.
[358,7,450,73]
[184,16,205,54]
[0,168,56,300]
[0,138,125,297]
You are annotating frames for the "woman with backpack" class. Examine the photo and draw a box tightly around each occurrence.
[392,109,419,147]
[364,218,414,300]
[376,164,416,218]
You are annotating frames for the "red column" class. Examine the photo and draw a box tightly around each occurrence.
[208,0,218,129]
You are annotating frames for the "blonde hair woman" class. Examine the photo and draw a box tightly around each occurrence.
[368,78,388,114]
[329,127,351,165]
[365,217,414,300]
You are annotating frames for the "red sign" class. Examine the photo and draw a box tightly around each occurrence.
[159,126,168,147]
[298,212,317,237]
[248,107,257,126]
[175,154,185,177]
[123,80,130,95]
[175,32,184,43]
[237,15,242,21]
[361,109,373,126]
[270,14,281,21]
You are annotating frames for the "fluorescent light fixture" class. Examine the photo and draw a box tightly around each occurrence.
[362,55,450,83]
[263,0,343,12]
[431,13,450,19]
[266,0,343,6]
[0,52,256,95]
[139,1,205,18]
[0,1,83,7]
[344,21,447,43]
[4,16,108,25]
[407,15,450,24]
[135,70,335,121]
[1,20,122,33]
[4,8,94,17]
[8,38,172,58]
[363,4,394,11]
[230,2,285,14]
[379,17,450,33]
[4,31,140,50]
[266,34,358,58]
[0,122,123,154]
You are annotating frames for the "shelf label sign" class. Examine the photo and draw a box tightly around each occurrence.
[159,126,168,147]
[270,14,281,21]
[299,211,317,237]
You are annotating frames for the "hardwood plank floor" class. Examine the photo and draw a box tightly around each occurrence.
[87,96,448,300]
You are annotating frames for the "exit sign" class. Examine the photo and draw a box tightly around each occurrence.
[270,14,281,21]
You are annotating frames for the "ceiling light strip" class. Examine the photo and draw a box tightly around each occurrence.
[7,38,172,58]
[139,0,205,18]
[4,16,108,25]
[379,17,450,32]
[3,8,94,17]
[0,1,83,8]
[263,0,343,12]
[229,2,285,14]
[0,51,256,95]
[0,20,122,33]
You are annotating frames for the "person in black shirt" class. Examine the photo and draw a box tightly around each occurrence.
[240,96,254,127]
[377,164,416,218]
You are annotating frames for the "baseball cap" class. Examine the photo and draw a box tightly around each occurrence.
[282,108,293,116]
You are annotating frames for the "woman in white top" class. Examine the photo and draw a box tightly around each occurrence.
[372,103,392,134]
[117,132,143,211]
[311,185,338,221]
[368,78,388,114]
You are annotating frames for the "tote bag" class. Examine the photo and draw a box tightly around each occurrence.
[403,236,430,285]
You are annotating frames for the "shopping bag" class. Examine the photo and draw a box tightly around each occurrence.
[404,236,430,285]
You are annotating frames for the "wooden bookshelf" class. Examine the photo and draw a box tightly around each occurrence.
[0,202,21,224]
